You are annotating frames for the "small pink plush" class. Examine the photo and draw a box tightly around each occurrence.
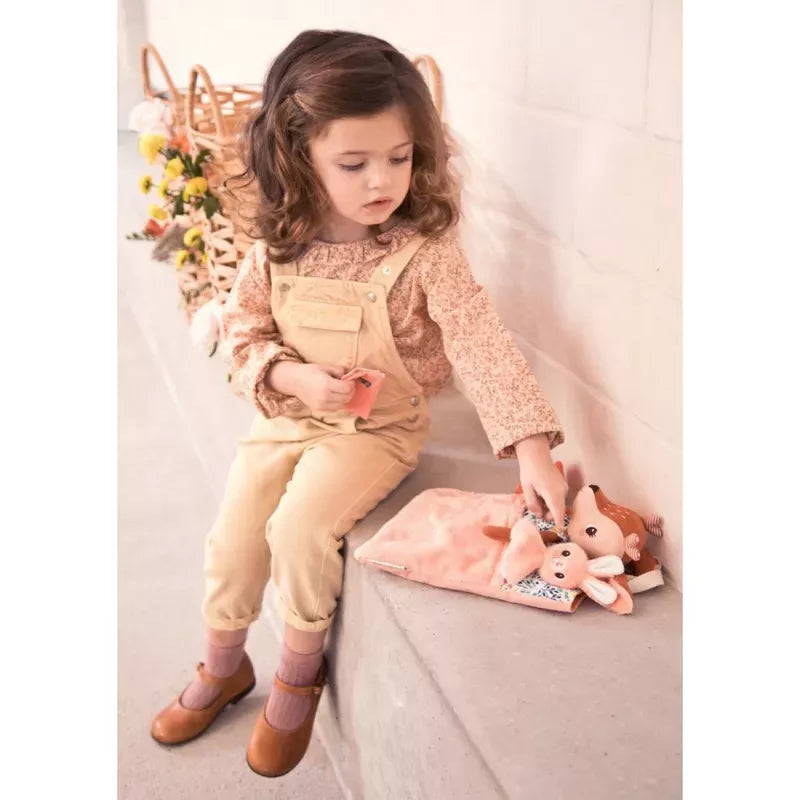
[495,519,632,612]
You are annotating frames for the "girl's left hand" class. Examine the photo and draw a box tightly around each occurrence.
[514,433,568,529]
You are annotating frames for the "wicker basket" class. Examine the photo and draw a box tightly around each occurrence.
[168,213,215,318]
[140,43,190,133]
[185,64,262,302]
[412,55,444,116]
[177,262,216,317]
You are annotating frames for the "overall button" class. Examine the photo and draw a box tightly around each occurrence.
[279,283,291,292]
[409,396,420,407]
[382,265,392,275]
[366,291,377,302]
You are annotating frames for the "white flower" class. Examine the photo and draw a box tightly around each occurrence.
[128,98,174,137]
[189,297,225,356]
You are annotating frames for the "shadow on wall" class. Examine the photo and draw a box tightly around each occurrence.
[446,125,666,556]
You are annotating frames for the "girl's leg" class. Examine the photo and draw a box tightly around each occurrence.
[153,421,305,733]
[260,430,418,732]
[181,626,249,710]
[264,623,327,730]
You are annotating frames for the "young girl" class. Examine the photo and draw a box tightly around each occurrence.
[151,29,567,778]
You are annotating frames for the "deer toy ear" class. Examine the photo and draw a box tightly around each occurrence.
[587,555,624,578]
[581,577,618,607]
[624,533,641,561]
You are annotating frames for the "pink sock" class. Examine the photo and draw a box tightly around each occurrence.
[264,642,324,731]
[181,628,248,711]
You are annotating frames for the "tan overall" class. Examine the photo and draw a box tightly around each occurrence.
[202,233,431,633]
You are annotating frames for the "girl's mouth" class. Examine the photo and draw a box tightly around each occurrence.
[364,198,392,211]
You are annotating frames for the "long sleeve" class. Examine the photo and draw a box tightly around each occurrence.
[220,243,304,418]
[419,229,565,459]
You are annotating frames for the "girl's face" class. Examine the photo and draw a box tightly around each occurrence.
[309,105,414,234]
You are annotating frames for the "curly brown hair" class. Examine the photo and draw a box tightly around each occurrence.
[230,30,461,263]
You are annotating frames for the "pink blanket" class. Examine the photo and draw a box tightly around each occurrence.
[354,488,586,613]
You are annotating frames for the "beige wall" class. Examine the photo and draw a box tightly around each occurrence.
[132,0,683,586]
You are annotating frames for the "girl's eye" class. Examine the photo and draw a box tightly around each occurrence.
[338,155,411,173]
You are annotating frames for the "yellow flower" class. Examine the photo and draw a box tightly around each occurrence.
[183,226,203,247]
[175,249,191,270]
[138,134,166,164]
[138,175,153,194]
[164,157,184,181]
[157,179,169,199]
[183,176,208,199]
[201,252,209,264]
[149,205,168,221]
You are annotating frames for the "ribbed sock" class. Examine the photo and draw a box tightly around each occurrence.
[264,641,324,731]
[180,628,248,711]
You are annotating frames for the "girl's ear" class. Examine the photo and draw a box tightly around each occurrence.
[587,555,624,578]
[581,577,618,606]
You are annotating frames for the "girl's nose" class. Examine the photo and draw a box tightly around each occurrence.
[367,165,390,190]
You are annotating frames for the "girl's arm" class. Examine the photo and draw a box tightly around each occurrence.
[220,243,305,418]
[420,228,567,524]
[420,228,564,456]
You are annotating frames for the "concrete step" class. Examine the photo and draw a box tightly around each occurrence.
[119,132,681,799]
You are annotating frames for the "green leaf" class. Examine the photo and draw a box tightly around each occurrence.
[196,149,212,165]
[174,194,185,216]
[203,195,220,218]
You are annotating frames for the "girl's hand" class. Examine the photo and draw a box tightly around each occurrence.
[267,362,355,413]
[514,433,568,529]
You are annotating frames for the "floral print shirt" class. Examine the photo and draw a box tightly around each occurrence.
[221,219,564,459]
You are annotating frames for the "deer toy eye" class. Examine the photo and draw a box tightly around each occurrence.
[555,572,565,580]
[585,526,597,537]
[561,550,570,557]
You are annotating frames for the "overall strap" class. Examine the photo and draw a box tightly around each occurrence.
[269,259,298,280]
[259,241,298,281]
[369,233,427,294]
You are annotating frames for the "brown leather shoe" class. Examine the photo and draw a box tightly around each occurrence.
[245,659,327,778]
[151,652,256,746]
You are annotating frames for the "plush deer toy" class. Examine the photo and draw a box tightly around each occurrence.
[568,485,664,586]
[484,462,665,594]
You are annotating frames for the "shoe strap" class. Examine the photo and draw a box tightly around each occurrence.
[195,661,231,686]
[272,672,326,697]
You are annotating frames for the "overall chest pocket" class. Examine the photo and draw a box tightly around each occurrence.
[279,299,363,368]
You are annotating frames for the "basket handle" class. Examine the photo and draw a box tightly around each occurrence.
[141,43,180,102]
[186,64,228,138]
[412,55,443,116]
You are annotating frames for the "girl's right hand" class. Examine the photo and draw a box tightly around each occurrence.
[267,361,354,412]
